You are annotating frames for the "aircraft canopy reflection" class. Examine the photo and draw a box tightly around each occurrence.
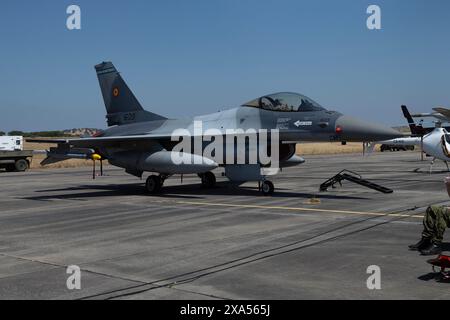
[242,92,326,112]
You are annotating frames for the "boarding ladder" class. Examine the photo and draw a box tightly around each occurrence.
[319,170,393,194]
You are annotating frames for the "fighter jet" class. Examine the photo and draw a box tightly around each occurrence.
[28,62,402,195]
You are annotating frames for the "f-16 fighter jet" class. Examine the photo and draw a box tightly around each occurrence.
[29,62,401,195]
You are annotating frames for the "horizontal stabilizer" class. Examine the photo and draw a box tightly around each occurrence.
[40,156,68,166]
[38,146,95,166]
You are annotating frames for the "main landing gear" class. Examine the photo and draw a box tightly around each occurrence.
[144,172,275,196]
[145,174,167,194]
[260,180,275,196]
[145,172,217,194]
[199,171,216,188]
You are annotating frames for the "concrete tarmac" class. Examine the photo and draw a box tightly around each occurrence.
[0,151,449,299]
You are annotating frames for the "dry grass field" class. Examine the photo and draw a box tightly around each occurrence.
[24,140,377,170]
[296,142,380,155]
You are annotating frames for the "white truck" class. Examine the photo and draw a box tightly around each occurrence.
[0,136,33,172]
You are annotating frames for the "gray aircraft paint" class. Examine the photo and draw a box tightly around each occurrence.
[29,61,402,183]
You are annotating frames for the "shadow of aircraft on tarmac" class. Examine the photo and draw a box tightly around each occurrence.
[21,181,369,201]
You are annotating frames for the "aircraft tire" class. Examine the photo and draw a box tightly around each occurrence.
[261,180,274,196]
[146,175,162,194]
[201,172,216,188]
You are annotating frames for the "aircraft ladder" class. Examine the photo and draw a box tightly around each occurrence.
[319,170,393,194]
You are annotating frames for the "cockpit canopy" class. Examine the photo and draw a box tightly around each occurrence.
[242,92,326,112]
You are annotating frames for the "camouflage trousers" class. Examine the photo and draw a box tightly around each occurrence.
[422,206,450,244]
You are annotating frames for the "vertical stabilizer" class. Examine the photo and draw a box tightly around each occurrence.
[95,62,166,126]
[401,105,425,135]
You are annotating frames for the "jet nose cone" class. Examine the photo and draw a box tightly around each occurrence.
[335,115,403,142]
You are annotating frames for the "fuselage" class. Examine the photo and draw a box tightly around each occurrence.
[88,91,402,174]
[100,106,344,142]
[100,105,400,144]
[422,128,450,161]
[380,128,450,162]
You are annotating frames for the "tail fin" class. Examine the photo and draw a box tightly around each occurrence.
[401,105,424,136]
[95,61,166,126]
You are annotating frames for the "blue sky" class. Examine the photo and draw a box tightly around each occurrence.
[0,0,449,132]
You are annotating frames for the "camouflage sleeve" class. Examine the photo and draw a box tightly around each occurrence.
[445,207,450,226]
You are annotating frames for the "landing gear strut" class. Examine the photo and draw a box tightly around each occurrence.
[199,172,216,188]
[429,157,450,173]
[261,180,274,196]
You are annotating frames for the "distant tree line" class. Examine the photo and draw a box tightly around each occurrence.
[2,130,72,137]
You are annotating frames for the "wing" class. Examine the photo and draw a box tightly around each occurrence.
[27,134,174,165]
[26,134,172,148]
[27,130,286,147]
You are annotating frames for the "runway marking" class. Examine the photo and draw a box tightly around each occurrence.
[174,201,424,219]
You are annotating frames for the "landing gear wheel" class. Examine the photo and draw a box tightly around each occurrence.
[145,175,162,194]
[15,159,29,172]
[200,172,216,188]
[5,164,15,172]
[261,180,274,196]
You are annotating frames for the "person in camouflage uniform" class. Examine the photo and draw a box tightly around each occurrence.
[410,203,450,255]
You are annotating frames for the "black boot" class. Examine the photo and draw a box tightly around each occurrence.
[420,242,442,256]
[409,238,431,251]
